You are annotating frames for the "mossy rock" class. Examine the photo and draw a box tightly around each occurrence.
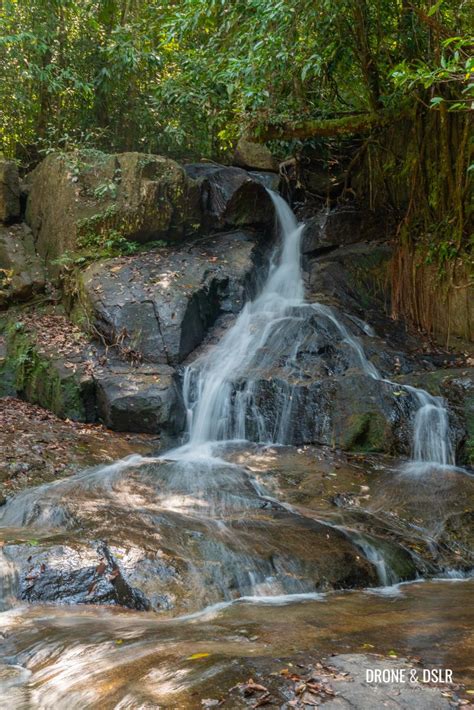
[4,324,94,420]
[341,411,390,453]
[25,150,194,276]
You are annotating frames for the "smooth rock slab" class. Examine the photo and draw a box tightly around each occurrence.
[323,653,456,709]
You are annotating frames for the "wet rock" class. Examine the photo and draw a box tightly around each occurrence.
[12,542,151,610]
[0,160,20,223]
[0,223,45,307]
[249,171,280,192]
[25,151,192,275]
[187,302,423,454]
[233,138,278,172]
[184,164,274,231]
[246,372,414,453]
[95,362,185,434]
[321,653,455,709]
[393,368,472,464]
[304,241,425,360]
[74,231,260,364]
[0,456,379,614]
[301,205,390,255]
[441,375,474,466]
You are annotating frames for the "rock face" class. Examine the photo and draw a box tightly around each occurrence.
[0,160,21,223]
[184,164,275,230]
[25,151,192,274]
[301,205,391,255]
[95,362,185,433]
[233,138,278,171]
[184,301,422,454]
[306,242,392,329]
[0,456,379,614]
[2,314,185,434]
[0,223,45,307]
[11,541,151,610]
[74,230,260,365]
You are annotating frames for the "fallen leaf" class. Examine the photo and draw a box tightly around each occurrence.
[300,691,320,706]
[253,692,272,708]
[187,652,211,660]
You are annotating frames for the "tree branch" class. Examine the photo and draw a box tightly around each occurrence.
[246,112,384,143]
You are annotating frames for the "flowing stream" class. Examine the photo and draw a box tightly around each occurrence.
[0,191,472,707]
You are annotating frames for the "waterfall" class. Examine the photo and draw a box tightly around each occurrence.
[404,386,454,467]
[175,190,454,469]
[178,192,305,454]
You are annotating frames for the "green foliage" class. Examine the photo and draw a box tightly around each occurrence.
[0,0,471,162]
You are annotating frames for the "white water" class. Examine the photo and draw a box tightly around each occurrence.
[175,192,305,457]
[404,386,454,466]
[174,190,454,470]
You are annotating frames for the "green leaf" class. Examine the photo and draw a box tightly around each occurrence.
[428,0,443,17]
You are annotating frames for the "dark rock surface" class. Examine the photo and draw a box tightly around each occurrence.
[0,160,21,223]
[12,541,151,610]
[306,241,392,314]
[95,362,185,433]
[75,230,261,364]
[184,164,275,231]
[185,300,439,454]
[301,204,391,255]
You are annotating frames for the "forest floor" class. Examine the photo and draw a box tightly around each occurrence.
[0,397,159,499]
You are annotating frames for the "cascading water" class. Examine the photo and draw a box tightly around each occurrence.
[178,192,306,455]
[404,386,454,467]
[177,190,455,470]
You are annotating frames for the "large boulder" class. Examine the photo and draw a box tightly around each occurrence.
[233,138,278,172]
[73,230,261,365]
[2,313,185,434]
[184,164,275,231]
[0,223,45,307]
[94,362,185,434]
[25,151,193,275]
[0,160,20,223]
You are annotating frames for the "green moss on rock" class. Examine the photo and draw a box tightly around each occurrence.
[342,411,390,453]
[5,324,88,420]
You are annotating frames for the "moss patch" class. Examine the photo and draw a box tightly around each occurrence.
[5,323,88,420]
[342,411,390,453]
